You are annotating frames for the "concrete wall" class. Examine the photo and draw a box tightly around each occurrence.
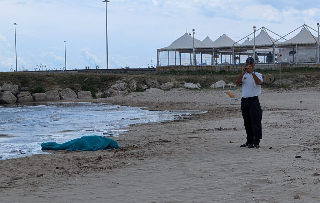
[156,63,320,72]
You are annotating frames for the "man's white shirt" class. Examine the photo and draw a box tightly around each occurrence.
[241,72,263,98]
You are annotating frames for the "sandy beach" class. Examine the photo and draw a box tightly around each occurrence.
[1,86,320,202]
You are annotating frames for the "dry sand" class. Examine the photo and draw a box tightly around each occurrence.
[1,87,320,202]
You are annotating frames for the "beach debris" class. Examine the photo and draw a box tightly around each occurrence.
[312,172,320,176]
[210,80,226,88]
[294,195,300,199]
[295,155,302,158]
[184,82,201,89]
[269,147,273,149]
[262,74,275,84]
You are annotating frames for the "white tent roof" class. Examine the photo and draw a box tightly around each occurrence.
[241,29,277,46]
[281,27,318,45]
[211,34,238,47]
[164,33,205,50]
[202,36,215,47]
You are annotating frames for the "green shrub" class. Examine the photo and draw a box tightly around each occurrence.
[32,85,45,93]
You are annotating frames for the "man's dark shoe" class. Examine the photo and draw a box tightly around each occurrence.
[240,142,251,147]
[248,144,260,149]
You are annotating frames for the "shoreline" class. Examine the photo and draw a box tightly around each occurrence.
[1,87,320,202]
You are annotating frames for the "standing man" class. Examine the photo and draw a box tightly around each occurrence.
[236,57,263,148]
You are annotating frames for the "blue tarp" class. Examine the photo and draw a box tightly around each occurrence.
[41,135,120,151]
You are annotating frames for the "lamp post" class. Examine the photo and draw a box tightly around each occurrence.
[14,23,17,72]
[253,26,256,63]
[102,0,110,69]
[317,23,319,64]
[64,41,67,70]
[192,29,196,66]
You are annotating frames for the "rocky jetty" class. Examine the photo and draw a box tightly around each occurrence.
[0,76,276,105]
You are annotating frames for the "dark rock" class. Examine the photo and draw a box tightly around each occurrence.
[77,91,93,99]
[33,93,47,102]
[18,96,33,103]
[1,84,19,95]
[0,91,17,104]
[111,82,127,91]
[146,79,160,88]
[160,82,175,90]
[95,92,103,98]
[59,88,77,100]
[104,89,119,97]
[46,90,60,101]
[128,80,137,92]
[17,91,33,103]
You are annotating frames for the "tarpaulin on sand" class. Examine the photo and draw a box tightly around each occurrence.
[41,135,120,151]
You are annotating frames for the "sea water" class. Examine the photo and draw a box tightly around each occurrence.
[0,102,197,160]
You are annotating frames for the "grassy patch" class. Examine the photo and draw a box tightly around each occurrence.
[32,85,46,94]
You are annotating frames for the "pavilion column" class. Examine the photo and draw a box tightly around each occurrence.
[157,50,160,67]
[272,44,275,64]
[190,53,192,65]
[232,46,235,65]
[167,51,170,66]
[201,52,203,65]
[175,50,177,66]
[211,49,214,65]
[220,53,222,64]
[179,52,181,65]
[295,44,298,64]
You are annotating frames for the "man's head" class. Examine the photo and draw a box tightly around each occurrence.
[245,57,255,67]
[243,56,255,73]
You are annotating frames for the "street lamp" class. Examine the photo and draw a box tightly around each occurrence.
[192,29,196,66]
[253,26,256,63]
[317,23,319,64]
[64,41,67,70]
[102,0,110,69]
[14,23,17,72]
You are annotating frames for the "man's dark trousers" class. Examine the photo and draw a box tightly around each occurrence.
[241,96,262,145]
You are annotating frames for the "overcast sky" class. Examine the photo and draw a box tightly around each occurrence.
[0,0,320,71]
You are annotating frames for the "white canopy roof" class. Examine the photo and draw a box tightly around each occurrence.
[211,34,239,48]
[164,33,205,50]
[202,36,215,47]
[241,29,277,46]
[281,27,318,45]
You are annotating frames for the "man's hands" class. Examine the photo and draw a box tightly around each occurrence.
[243,65,253,74]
